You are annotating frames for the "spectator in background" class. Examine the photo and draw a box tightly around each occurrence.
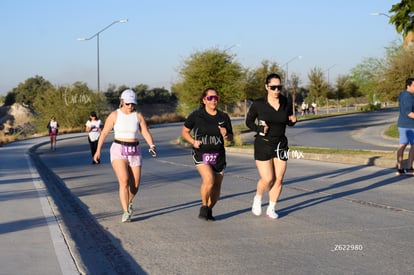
[85,111,102,164]
[47,116,59,151]
[301,102,306,116]
[396,77,414,175]
[311,102,317,115]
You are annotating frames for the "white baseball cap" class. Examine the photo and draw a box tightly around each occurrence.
[120,89,137,104]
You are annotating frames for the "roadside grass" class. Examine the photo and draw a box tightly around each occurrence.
[285,146,395,161]
[232,143,395,159]
[0,126,85,146]
[384,123,398,139]
[147,113,185,124]
[230,119,397,162]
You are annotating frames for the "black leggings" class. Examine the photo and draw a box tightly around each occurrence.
[88,137,98,157]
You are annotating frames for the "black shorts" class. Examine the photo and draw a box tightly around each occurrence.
[254,136,289,161]
[192,149,226,173]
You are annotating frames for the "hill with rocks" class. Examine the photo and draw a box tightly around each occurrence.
[0,103,36,141]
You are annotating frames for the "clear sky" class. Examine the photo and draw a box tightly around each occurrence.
[0,0,400,95]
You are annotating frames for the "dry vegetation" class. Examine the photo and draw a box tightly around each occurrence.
[0,102,185,146]
[0,103,37,145]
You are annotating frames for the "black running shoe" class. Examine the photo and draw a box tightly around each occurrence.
[396,169,406,175]
[198,206,208,220]
[207,207,216,221]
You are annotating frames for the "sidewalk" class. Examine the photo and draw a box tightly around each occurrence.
[0,137,79,275]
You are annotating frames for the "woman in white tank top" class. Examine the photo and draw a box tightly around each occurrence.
[94,89,157,223]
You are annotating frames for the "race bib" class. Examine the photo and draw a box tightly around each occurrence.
[202,153,219,165]
[121,145,139,156]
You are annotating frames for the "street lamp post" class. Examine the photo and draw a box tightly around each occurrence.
[370,12,390,18]
[281,55,302,114]
[282,55,302,89]
[78,19,128,92]
[325,64,336,85]
[221,44,245,116]
[223,43,240,52]
[325,64,337,112]
[372,12,412,49]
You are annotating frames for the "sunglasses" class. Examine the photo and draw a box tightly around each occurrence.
[269,85,283,91]
[205,95,219,101]
[124,103,135,106]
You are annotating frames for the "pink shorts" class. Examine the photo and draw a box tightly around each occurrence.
[110,143,142,167]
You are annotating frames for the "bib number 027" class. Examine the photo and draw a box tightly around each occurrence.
[202,153,219,165]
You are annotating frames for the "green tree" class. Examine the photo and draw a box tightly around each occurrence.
[244,60,282,100]
[328,76,351,100]
[104,84,120,106]
[389,0,414,38]
[375,42,414,101]
[331,75,360,99]
[32,83,101,132]
[350,41,414,103]
[349,57,384,103]
[296,87,309,105]
[172,47,244,115]
[146,87,176,103]
[133,84,150,103]
[4,92,16,106]
[307,67,329,99]
[7,75,52,106]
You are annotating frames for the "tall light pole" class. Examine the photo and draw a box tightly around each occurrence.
[282,55,302,89]
[281,55,302,115]
[370,12,390,18]
[78,19,128,92]
[223,43,240,52]
[325,64,337,112]
[325,64,336,85]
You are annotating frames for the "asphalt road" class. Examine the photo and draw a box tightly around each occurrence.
[29,110,414,275]
[233,107,398,151]
[287,108,398,151]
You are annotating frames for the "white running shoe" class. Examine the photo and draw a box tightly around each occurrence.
[266,207,279,220]
[121,211,131,223]
[252,196,262,216]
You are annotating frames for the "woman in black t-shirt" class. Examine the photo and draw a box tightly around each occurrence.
[246,73,297,220]
[181,87,233,221]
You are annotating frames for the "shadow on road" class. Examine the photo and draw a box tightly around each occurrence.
[29,142,147,275]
